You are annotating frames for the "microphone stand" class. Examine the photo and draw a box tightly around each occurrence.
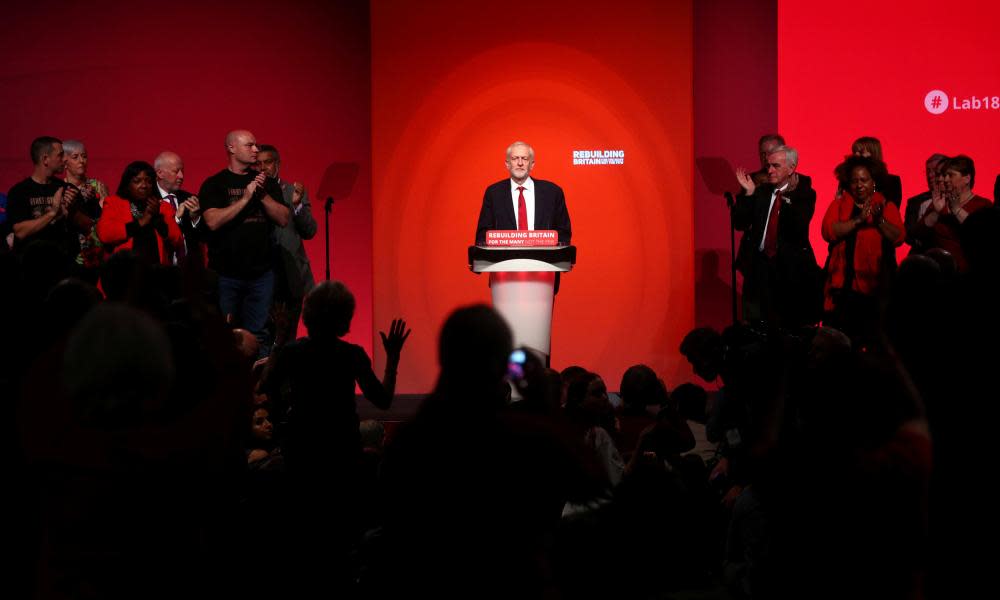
[324,196,334,280]
[724,191,738,326]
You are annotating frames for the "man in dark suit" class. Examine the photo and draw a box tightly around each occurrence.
[904,153,947,255]
[734,145,820,328]
[154,151,201,264]
[475,141,571,245]
[256,144,318,343]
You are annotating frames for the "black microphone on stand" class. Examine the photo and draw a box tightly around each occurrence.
[724,191,738,325]
[324,197,334,280]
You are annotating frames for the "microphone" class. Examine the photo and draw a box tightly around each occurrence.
[325,196,334,211]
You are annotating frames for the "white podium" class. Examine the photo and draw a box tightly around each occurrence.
[468,245,576,361]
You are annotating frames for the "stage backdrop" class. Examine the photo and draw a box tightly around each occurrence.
[371,0,694,392]
[778,0,1000,265]
[0,0,373,348]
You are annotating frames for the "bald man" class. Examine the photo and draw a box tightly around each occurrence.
[154,151,202,264]
[199,130,290,357]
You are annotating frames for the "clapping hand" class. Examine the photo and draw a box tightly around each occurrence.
[49,187,66,219]
[379,318,411,362]
[931,189,947,213]
[245,173,266,200]
[735,167,756,196]
[292,182,305,207]
[137,197,160,226]
[185,196,201,218]
[62,185,80,209]
[179,196,200,220]
[786,172,800,192]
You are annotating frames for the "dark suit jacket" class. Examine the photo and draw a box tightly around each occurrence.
[903,190,932,254]
[273,181,318,299]
[475,178,572,245]
[734,174,816,275]
[880,173,903,207]
[161,188,203,263]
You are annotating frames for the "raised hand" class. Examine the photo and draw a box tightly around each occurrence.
[379,318,411,362]
[735,167,756,196]
[930,189,947,213]
[786,172,800,192]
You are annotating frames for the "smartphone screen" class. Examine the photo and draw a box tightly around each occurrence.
[507,348,527,382]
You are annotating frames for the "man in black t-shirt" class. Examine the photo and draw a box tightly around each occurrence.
[200,129,290,356]
[6,136,88,259]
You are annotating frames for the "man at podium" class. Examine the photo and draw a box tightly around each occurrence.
[475,141,572,245]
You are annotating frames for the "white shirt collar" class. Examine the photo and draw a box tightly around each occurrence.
[510,176,534,191]
[158,184,173,199]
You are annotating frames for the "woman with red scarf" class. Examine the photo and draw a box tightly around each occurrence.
[822,155,904,343]
[97,161,182,265]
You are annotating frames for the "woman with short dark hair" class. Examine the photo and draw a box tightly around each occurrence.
[96,161,183,265]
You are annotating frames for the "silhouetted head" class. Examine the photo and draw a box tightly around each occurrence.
[807,326,852,371]
[923,248,957,278]
[232,328,259,360]
[620,364,664,414]
[302,280,355,340]
[672,382,708,423]
[44,278,102,341]
[680,327,724,382]
[62,303,175,428]
[961,206,1000,275]
[437,304,513,390]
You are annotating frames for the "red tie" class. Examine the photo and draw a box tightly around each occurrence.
[763,189,782,258]
[517,186,528,230]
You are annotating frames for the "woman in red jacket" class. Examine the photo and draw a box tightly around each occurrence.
[822,155,904,344]
[97,161,182,265]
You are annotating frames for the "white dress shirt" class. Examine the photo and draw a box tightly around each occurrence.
[510,177,535,230]
[758,182,789,251]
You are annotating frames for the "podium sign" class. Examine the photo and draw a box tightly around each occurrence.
[484,229,559,247]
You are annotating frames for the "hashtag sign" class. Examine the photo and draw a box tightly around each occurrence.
[925,90,949,114]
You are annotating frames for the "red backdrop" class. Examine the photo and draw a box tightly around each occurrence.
[693,0,777,330]
[371,0,695,393]
[779,0,1000,265]
[1,0,374,349]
